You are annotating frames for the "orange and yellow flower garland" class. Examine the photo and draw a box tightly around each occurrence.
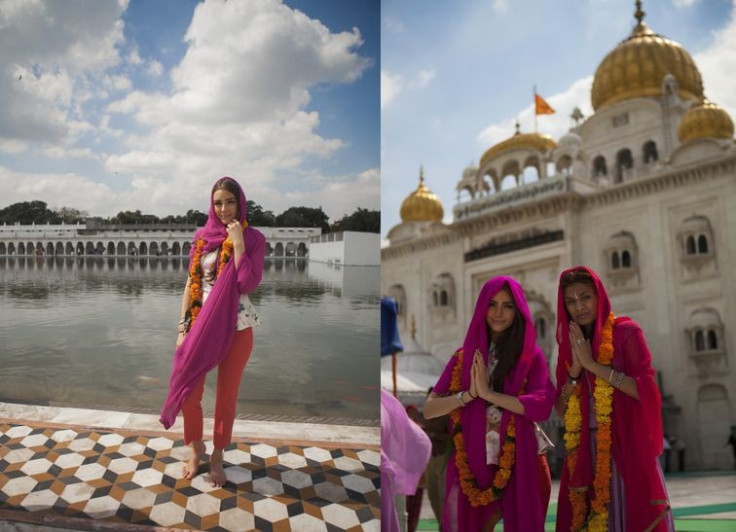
[449,350,516,508]
[185,221,248,331]
[564,312,615,531]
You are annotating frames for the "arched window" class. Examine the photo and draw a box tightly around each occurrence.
[698,235,708,254]
[615,148,633,183]
[686,236,696,255]
[535,317,547,339]
[707,330,718,350]
[433,291,438,306]
[622,250,631,268]
[695,330,705,352]
[440,290,448,306]
[593,155,607,177]
[643,141,658,163]
[612,251,620,269]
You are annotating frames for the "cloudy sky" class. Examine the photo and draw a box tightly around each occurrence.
[381,0,736,239]
[0,0,379,222]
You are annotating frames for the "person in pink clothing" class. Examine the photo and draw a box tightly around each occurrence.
[160,176,266,487]
[554,266,674,531]
[424,276,555,531]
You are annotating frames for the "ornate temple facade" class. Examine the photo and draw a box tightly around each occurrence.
[381,8,736,469]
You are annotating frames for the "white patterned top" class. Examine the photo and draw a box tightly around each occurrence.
[201,248,261,330]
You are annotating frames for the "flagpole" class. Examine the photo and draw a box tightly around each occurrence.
[533,84,538,133]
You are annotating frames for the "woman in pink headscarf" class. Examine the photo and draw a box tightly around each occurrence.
[160,176,266,487]
[554,266,673,531]
[424,276,555,531]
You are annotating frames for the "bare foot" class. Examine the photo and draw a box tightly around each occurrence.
[182,440,206,480]
[209,448,226,487]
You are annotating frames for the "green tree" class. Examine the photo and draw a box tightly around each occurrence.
[246,200,276,226]
[275,206,330,233]
[331,208,380,233]
[0,201,60,224]
[54,206,88,224]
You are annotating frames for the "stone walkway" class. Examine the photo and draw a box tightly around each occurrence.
[0,402,380,532]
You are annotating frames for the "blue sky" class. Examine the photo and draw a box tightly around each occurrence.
[0,0,379,222]
[381,0,736,240]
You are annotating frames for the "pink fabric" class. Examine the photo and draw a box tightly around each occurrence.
[381,389,432,532]
[555,266,669,532]
[160,177,265,429]
[433,276,555,531]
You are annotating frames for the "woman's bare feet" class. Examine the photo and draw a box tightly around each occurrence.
[209,448,226,487]
[182,440,206,480]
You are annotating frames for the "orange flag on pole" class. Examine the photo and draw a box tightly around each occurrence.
[534,93,555,115]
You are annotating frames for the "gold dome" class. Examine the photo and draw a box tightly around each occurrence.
[400,168,444,223]
[591,5,703,110]
[678,100,735,143]
[480,126,557,168]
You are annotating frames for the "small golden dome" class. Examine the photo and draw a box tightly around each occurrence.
[591,5,703,110]
[400,168,444,223]
[480,124,557,168]
[678,100,735,143]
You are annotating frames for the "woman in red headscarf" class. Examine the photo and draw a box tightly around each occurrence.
[160,176,266,487]
[424,276,555,531]
[554,266,674,531]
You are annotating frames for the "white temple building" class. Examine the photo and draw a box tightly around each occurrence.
[381,6,736,470]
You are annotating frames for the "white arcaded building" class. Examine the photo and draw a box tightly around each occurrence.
[381,9,736,470]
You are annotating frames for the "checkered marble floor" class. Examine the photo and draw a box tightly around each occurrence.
[0,421,380,531]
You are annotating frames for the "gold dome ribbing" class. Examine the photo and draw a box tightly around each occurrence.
[480,131,557,168]
[400,168,444,223]
[678,100,734,143]
[591,4,703,110]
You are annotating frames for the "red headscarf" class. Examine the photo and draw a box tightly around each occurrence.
[555,266,667,531]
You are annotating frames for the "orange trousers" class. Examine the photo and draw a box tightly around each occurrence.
[182,327,253,449]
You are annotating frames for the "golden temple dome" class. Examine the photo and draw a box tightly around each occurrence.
[480,123,557,168]
[591,3,703,111]
[678,100,734,143]
[400,168,444,223]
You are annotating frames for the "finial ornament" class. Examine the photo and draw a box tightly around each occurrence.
[410,314,417,340]
[514,119,521,135]
[635,0,645,26]
[419,166,425,184]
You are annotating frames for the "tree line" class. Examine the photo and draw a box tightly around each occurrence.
[0,200,380,233]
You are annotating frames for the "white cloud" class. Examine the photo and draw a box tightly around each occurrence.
[381,70,403,108]
[694,4,736,119]
[412,69,436,89]
[492,0,509,12]
[147,59,163,76]
[673,0,699,8]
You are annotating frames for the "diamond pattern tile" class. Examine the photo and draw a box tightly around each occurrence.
[0,421,379,531]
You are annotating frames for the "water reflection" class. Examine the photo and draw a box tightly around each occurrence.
[0,256,379,420]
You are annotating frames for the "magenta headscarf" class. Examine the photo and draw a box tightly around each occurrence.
[160,177,266,429]
[555,266,667,531]
[433,276,550,530]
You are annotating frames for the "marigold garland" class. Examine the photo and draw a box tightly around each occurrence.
[185,221,248,331]
[449,350,516,508]
[564,311,615,531]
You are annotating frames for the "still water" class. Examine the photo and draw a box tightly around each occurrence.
[0,256,379,421]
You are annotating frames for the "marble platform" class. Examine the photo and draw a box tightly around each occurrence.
[0,402,380,531]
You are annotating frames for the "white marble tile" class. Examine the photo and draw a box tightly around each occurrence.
[131,468,164,487]
[281,469,312,489]
[83,495,119,519]
[146,436,175,451]
[51,407,130,428]
[289,513,329,532]
[253,476,284,496]
[314,482,349,503]
[67,437,96,452]
[60,483,95,504]
[20,458,53,476]
[96,433,125,447]
[249,443,278,459]
[356,449,380,467]
[107,456,139,474]
[252,497,289,522]
[117,441,146,457]
[74,462,107,481]
[149,500,186,527]
[20,489,59,510]
[341,473,376,494]
[333,456,364,473]
[277,451,308,469]
[54,452,85,469]
[219,507,255,532]
[3,476,38,497]
[224,448,250,465]
[50,429,79,443]
[321,502,360,529]
[303,447,333,463]
[5,425,33,439]
[224,465,252,485]
[185,492,221,516]
[4,448,35,464]
[19,434,49,448]
[121,487,158,510]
